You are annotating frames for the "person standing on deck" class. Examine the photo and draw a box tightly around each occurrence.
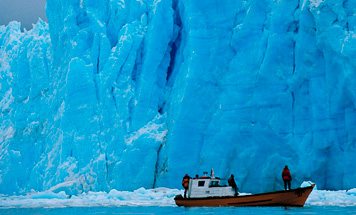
[282,165,292,190]
[182,174,191,198]
[228,174,239,196]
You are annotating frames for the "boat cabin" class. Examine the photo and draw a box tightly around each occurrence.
[187,177,235,198]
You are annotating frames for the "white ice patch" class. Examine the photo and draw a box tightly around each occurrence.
[0,187,182,208]
[0,125,15,146]
[0,89,14,113]
[309,0,324,8]
[125,114,167,145]
[1,185,356,208]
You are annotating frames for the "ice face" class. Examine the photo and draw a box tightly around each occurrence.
[1,0,356,195]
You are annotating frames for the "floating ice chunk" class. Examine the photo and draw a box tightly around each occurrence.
[347,188,356,196]
[29,191,68,199]
[306,190,356,207]
[301,181,317,190]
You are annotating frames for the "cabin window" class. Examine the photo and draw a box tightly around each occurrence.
[210,181,219,187]
[198,181,205,187]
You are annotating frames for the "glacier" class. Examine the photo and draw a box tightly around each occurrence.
[1,0,356,196]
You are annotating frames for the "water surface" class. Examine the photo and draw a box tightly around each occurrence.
[2,206,356,215]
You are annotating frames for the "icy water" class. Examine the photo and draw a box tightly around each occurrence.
[1,206,356,215]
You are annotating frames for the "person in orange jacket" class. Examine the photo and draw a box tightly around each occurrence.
[282,165,292,190]
[182,174,191,198]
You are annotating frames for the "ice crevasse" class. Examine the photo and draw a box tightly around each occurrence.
[1,0,356,195]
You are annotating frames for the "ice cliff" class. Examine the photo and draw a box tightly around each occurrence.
[1,0,356,195]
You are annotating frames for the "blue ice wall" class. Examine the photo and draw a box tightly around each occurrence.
[1,0,356,195]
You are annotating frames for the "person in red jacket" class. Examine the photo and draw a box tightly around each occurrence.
[282,165,292,190]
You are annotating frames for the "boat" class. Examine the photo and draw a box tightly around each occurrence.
[174,174,315,207]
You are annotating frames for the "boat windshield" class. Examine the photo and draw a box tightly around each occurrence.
[210,181,219,187]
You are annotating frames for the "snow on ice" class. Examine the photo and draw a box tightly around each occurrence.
[1,184,356,208]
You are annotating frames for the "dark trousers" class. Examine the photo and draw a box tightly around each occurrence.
[233,186,239,196]
[284,180,291,190]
